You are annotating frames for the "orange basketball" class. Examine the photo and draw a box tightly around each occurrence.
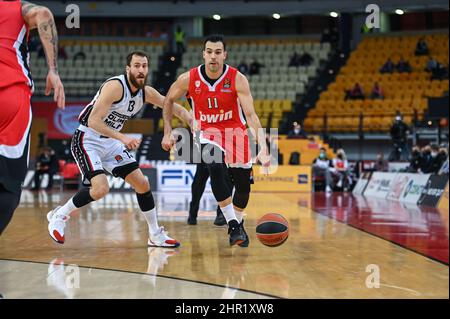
[256,213,289,247]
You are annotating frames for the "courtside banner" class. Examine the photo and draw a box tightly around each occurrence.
[386,173,431,203]
[252,165,311,192]
[399,174,431,204]
[352,172,372,195]
[417,175,449,207]
[157,163,212,192]
[32,102,86,139]
[364,172,397,198]
[438,183,449,210]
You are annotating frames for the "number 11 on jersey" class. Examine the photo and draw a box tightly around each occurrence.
[207,97,219,109]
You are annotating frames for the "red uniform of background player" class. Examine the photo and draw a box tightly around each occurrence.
[0,0,65,235]
[162,35,269,247]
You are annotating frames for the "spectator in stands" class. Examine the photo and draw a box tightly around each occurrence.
[287,122,307,139]
[237,61,249,75]
[419,145,432,173]
[374,153,389,172]
[299,52,313,66]
[423,144,446,174]
[249,58,264,75]
[73,51,86,61]
[370,82,384,99]
[380,58,394,74]
[58,139,73,163]
[345,82,365,100]
[425,56,438,72]
[330,149,352,191]
[174,25,185,54]
[32,147,58,191]
[431,63,449,80]
[406,146,422,173]
[396,58,412,73]
[312,147,333,193]
[415,37,429,56]
[288,52,301,67]
[388,114,410,161]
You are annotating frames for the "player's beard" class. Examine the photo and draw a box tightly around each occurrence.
[129,72,148,89]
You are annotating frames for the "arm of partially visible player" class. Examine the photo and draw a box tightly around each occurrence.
[161,72,190,151]
[22,1,65,109]
[88,81,141,150]
[236,72,270,166]
[144,86,193,128]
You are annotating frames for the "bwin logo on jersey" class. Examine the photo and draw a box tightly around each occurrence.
[199,110,233,123]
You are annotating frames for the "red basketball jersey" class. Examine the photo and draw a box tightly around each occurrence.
[186,64,251,165]
[0,0,33,89]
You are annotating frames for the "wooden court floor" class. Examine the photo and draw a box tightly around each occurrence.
[0,190,448,299]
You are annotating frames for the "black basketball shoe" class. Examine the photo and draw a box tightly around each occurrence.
[228,220,246,246]
[238,220,249,247]
[213,209,227,226]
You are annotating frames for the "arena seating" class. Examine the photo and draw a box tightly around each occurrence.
[31,40,165,97]
[305,33,449,133]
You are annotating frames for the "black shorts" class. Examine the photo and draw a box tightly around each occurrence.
[0,133,30,195]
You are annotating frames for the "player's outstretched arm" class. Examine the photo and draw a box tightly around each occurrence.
[88,81,141,150]
[22,1,65,108]
[236,72,269,165]
[144,86,193,128]
[161,72,190,151]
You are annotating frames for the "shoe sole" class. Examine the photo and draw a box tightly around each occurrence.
[148,240,181,248]
[230,239,245,246]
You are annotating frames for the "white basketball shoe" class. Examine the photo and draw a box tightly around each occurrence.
[148,226,180,248]
[47,206,69,244]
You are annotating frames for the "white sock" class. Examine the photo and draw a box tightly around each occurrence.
[221,203,238,224]
[56,198,77,217]
[141,208,160,235]
[235,210,244,224]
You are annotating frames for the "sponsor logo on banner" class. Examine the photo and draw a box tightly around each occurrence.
[387,174,411,201]
[400,174,430,204]
[252,166,311,192]
[32,102,86,139]
[298,174,308,184]
[417,175,449,207]
[364,172,397,198]
[157,164,211,192]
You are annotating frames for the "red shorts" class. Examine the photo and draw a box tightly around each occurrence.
[0,84,32,149]
[0,84,32,194]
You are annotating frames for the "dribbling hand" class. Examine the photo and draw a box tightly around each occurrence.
[122,136,141,151]
[161,133,175,151]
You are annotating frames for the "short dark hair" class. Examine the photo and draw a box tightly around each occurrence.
[126,51,149,66]
[204,34,226,51]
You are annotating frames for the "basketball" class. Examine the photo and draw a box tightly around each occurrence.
[256,213,289,247]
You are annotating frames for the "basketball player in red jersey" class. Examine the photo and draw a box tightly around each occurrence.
[0,0,65,235]
[162,35,269,247]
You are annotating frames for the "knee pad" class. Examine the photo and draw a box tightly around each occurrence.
[136,191,155,212]
[207,163,232,202]
[233,191,250,210]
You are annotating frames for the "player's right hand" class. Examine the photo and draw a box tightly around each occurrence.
[161,133,175,151]
[46,70,65,109]
[121,135,141,150]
